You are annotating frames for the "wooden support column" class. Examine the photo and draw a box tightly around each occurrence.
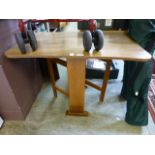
[66,58,88,116]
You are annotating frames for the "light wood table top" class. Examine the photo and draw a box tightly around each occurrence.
[5,31,151,61]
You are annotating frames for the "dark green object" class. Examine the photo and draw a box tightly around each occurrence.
[121,19,155,126]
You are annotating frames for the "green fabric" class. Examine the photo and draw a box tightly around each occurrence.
[121,19,155,126]
[128,20,155,46]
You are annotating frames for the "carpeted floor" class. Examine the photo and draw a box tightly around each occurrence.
[0,64,155,135]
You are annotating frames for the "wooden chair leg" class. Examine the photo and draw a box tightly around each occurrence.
[47,58,57,97]
[100,60,112,102]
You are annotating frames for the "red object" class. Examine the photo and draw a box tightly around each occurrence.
[18,19,25,33]
[89,19,96,32]
[18,19,96,33]
[148,74,155,123]
[153,60,155,74]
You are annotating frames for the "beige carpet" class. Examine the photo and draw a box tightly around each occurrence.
[0,64,154,135]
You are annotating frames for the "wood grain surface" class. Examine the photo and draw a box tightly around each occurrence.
[5,31,151,62]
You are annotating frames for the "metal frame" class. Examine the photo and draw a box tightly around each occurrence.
[18,19,96,33]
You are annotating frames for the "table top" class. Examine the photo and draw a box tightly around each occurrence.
[5,31,151,62]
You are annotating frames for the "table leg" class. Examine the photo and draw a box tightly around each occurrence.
[100,60,112,102]
[47,58,57,97]
[66,58,88,116]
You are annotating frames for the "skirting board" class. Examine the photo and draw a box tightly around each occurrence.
[0,116,4,128]
[148,74,155,123]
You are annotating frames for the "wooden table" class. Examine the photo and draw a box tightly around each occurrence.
[5,31,151,116]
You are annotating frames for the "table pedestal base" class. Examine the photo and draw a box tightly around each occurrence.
[66,110,89,116]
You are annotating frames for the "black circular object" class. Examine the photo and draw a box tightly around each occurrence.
[83,30,92,51]
[27,21,36,31]
[21,32,27,41]
[93,29,104,51]
[31,22,36,31]
[14,32,26,53]
[27,21,32,30]
[27,30,38,51]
